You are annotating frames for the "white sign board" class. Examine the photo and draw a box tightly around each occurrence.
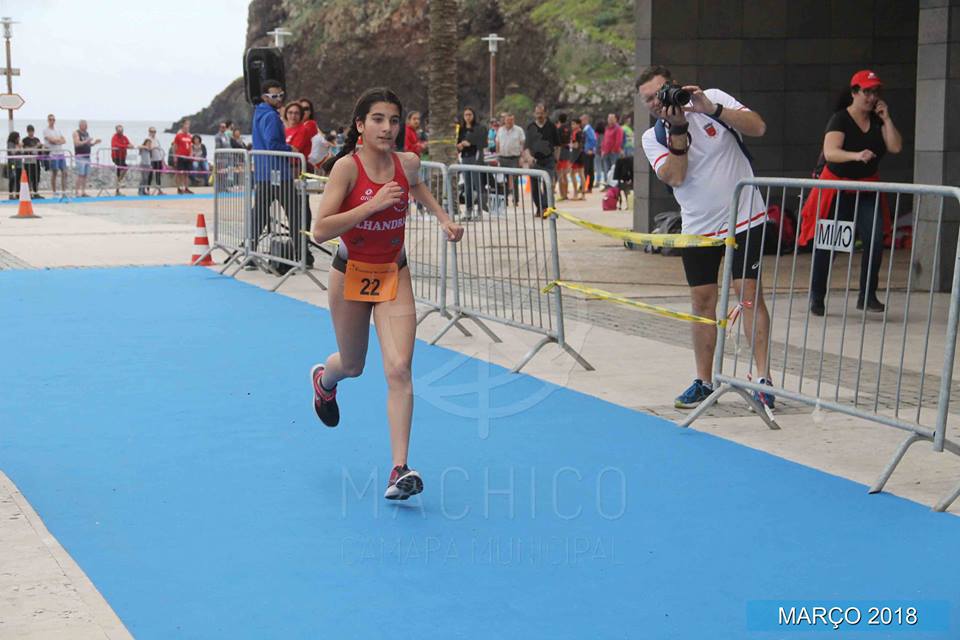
[0,93,24,110]
[814,219,855,253]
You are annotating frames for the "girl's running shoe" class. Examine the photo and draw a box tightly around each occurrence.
[310,364,340,427]
[385,464,423,500]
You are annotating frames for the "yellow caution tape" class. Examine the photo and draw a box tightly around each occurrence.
[544,207,730,249]
[543,280,727,328]
[301,172,329,182]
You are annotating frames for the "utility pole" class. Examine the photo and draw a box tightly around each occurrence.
[1,17,21,137]
[480,33,505,121]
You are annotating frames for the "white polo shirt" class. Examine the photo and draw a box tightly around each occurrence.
[496,125,525,157]
[641,88,766,237]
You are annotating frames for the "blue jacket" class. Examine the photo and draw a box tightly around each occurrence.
[583,124,598,154]
[252,102,291,181]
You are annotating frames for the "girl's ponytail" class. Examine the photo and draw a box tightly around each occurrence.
[335,122,361,161]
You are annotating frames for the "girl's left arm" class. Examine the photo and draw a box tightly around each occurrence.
[404,153,464,242]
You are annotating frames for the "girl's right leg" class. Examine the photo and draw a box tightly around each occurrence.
[311,268,373,427]
[322,268,373,387]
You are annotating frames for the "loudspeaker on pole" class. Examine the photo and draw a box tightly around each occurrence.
[243,48,286,105]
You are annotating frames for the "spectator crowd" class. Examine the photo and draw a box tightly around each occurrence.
[3,96,634,204]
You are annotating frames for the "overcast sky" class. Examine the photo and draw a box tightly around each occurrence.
[2,0,250,121]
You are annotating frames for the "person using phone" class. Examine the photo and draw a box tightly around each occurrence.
[800,70,903,316]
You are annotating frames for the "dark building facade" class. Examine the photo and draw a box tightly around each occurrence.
[633,0,960,291]
[634,0,918,227]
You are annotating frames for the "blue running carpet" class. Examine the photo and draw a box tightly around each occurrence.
[0,266,957,639]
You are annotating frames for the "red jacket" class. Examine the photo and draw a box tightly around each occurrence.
[111,133,132,162]
[404,125,422,156]
[601,124,623,155]
[799,165,891,246]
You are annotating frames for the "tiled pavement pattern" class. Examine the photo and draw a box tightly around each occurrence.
[0,247,32,270]
[444,274,950,423]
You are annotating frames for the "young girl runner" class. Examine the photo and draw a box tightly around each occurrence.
[310,88,464,500]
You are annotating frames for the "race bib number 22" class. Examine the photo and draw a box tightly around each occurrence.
[344,260,399,302]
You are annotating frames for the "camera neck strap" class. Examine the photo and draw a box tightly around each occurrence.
[654,114,753,166]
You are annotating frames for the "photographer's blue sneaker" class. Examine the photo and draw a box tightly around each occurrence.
[753,376,775,410]
[675,379,713,409]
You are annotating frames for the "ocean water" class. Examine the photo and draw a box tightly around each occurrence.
[9,119,246,163]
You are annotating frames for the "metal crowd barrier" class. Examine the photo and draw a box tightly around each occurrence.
[205,155,586,372]
[682,176,960,511]
[93,148,211,195]
[228,149,324,292]
[2,149,74,199]
[3,146,218,199]
[206,148,251,272]
[435,163,593,373]
[406,160,454,324]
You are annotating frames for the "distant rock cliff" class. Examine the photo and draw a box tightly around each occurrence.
[174,0,634,134]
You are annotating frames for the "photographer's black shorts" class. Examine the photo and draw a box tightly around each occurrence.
[681,223,764,288]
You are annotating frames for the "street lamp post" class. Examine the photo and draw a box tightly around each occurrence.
[267,27,292,49]
[480,33,505,121]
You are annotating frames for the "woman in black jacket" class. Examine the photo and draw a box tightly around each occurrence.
[6,131,22,199]
[456,107,488,217]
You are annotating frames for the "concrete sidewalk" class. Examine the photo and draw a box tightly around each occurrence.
[1,188,958,637]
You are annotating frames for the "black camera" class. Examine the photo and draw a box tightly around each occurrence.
[656,82,691,108]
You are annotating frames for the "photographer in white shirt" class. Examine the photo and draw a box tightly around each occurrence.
[637,64,773,411]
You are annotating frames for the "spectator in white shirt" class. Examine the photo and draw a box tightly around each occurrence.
[495,112,525,205]
[42,114,68,196]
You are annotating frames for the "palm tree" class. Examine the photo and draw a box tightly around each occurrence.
[428,0,458,166]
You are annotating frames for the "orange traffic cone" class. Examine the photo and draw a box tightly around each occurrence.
[10,169,40,219]
[190,213,214,265]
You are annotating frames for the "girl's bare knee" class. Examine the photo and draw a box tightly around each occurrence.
[383,361,412,389]
[340,362,365,378]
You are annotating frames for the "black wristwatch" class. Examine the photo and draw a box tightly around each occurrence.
[712,103,724,119]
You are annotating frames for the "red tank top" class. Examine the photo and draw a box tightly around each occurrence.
[339,153,409,264]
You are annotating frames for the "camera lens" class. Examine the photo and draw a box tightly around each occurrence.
[657,83,692,108]
[672,87,691,106]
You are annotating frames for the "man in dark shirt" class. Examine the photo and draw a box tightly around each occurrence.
[523,103,560,217]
